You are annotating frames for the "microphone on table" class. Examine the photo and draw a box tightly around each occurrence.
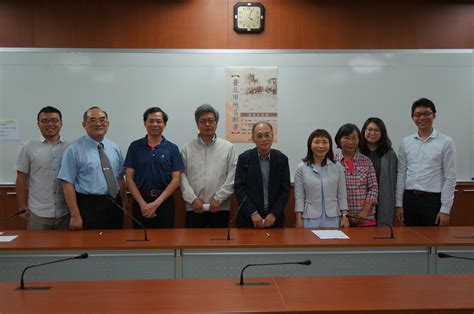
[107,196,149,242]
[437,252,474,261]
[16,253,89,290]
[210,195,248,241]
[238,259,311,286]
[345,214,395,239]
[2,209,27,221]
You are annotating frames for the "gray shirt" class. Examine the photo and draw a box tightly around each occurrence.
[16,137,70,218]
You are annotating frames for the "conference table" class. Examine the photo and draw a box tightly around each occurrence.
[0,227,473,282]
[0,274,473,313]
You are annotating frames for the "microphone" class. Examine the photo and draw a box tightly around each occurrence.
[3,209,27,221]
[107,196,149,242]
[16,253,89,290]
[238,259,311,286]
[346,214,395,239]
[210,195,248,241]
[437,252,474,261]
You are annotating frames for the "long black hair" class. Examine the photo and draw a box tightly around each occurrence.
[360,117,392,156]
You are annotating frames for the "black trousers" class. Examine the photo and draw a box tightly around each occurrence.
[76,193,123,230]
[185,210,230,228]
[403,190,442,226]
[132,193,175,229]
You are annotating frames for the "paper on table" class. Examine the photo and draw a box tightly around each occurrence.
[312,230,349,239]
[0,235,18,242]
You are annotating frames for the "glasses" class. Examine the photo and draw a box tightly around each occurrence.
[413,111,433,118]
[86,117,108,124]
[366,128,380,134]
[39,118,60,124]
[198,119,216,125]
[341,136,359,142]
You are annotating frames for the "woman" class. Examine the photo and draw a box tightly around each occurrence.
[294,129,349,229]
[360,117,397,226]
[335,124,378,226]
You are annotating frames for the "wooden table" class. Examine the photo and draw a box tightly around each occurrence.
[0,227,472,282]
[0,274,473,313]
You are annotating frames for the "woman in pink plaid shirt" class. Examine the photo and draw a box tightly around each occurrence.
[335,123,378,227]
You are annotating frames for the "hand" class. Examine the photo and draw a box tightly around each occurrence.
[295,218,303,228]
[340,216,350,228]
[263,213,276,228]
[435,212,450,226]
[69,215,83,231]
[142,202,159,219]
[20,208,30,221]
[251,212,264,228]
[191,198,205,214]
[209,198,220,213]
[395,207,404,225]
[355,209,369,225]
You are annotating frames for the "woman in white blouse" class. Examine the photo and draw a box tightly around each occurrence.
[294,129,350,229]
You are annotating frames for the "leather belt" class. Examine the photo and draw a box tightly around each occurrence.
[406,189,440,196]
[140,189,162,197]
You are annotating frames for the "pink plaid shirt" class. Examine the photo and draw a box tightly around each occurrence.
[336,151,378,222]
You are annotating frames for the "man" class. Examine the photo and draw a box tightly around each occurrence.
[124,107,184,229]
[58,107,126,230]
[396,98,457,226]
[234,122,291,228]
[180,104,236,228]
[15,106,70,230]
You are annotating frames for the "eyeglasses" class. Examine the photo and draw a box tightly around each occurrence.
[86,117,108,124]
[341,136,359,142]
[254,132,273,139]
[198,119,216,125]
[413,111,433,118]
[366,128,380,134]
[39,118,60,124]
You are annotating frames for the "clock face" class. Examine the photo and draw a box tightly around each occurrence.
[233,2,265,34]
[237,6,262,30]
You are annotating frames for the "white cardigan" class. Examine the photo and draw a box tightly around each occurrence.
[180,136,237,211]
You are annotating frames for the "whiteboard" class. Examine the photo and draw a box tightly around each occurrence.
[1,49,472,183]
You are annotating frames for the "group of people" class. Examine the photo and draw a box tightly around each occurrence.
[15,98,457,232]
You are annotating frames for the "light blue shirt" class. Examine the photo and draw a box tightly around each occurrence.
[396,129,457,214]
[58,134,124,195]
[258,151,270,210]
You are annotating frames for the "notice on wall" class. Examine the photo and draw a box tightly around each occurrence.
[0,120,19,141]
[225,67,278,143]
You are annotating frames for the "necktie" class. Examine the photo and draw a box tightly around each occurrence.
[97,143,119,198]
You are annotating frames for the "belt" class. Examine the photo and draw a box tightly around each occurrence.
[140,189,163,197]
[406,189,440,196]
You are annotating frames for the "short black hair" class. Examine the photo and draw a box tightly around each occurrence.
[194,104,219,124]
[411,98,436,117]
[334,123,361,149]
[83,106,108,122]
[143,107,168,124]
[302,129,334,166]
[360,117,393,156]
[37,106,62,121]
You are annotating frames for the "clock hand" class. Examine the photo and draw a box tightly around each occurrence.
[248,9,254,21]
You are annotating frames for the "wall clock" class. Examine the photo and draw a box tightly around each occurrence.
[233,2,265,34]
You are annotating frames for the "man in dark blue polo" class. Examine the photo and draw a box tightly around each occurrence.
[124,107,185,228]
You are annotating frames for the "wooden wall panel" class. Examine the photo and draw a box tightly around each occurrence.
[99,0,228,48]
[0,1,34,47]
[0,0,472,49]
[34,0,100,48]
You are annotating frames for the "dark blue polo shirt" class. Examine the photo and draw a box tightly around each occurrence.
[124,136,184,190]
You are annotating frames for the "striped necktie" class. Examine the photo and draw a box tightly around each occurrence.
[97,142,119,198]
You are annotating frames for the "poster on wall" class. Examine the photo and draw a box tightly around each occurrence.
[0,120,19,141]
[225,67,278,143]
